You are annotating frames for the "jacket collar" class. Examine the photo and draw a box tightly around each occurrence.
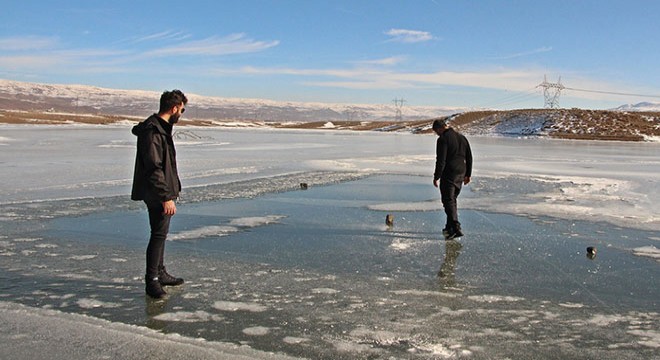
[151,114,173,135]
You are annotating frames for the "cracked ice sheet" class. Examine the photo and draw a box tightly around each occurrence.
[0,127,659,359]
[2,174,659,359]
[1,126,658,229]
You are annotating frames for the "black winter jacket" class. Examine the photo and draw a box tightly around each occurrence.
[434,128,473,183]
[131,114,181,203]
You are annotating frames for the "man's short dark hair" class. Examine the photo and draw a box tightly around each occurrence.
[159,90,188,113]
[432,118,448,130]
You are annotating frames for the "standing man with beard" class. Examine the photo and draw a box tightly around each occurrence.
[131,90,187,298]
[432,118,473,240]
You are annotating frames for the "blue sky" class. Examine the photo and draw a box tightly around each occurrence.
[2,0,659,109]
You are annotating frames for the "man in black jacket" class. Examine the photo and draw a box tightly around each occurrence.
[131,90,187,298]
[433,118,473,240]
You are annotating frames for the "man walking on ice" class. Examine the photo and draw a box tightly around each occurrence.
[432,118,473,240]
[131,89,187,298]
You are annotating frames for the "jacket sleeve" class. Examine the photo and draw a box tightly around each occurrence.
[465,137,473,178]
[434,137,447,181]
[138,130,171,202]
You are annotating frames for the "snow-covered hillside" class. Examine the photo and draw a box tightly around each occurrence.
[456,109,660,141]
[613,101,660,112]
[0,79,460,122]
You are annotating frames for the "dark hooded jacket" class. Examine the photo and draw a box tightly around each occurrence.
[131,114,181,203]
[434,128,473,183]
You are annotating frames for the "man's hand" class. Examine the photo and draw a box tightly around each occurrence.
[162,200,177,216]
[433,179,439,188]
[463,176,471,185]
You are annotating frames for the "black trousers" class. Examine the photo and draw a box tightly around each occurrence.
[145,201,170,279]
[440,178,463,231]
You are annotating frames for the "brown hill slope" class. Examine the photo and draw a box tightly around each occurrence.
[1,108,658,141]
[448,109,660,141]
[285,109,660,141]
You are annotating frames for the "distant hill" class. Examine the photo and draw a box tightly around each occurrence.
[0,79,459,122]
[1,79,658,141]
[613,101,660,112]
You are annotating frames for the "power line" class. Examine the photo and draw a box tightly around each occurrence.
[486,88,540,109]
[452,76,660,111]
[564,87,660,99]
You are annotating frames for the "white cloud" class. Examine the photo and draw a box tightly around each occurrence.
[304,79,408,90]
[0,55,62,69]
[56,49,130,58]
[143,33,279,57]
[0,36,58,51]
[288,66,648,102]
[225,65,539,92]
[355,56,407,66]
[394,69,539,90]
[0,47,130,68]
[231,66,362,78]
[128,30,192,44]
[0,32,278,76]
[385,29,433,43]
[0,30,644,105]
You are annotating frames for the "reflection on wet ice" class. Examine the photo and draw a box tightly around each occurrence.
[438,240,463,287]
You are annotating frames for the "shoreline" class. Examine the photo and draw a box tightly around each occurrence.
[0,301,299,360]
[2,108,659,142]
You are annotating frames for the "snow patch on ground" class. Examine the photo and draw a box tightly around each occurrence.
[632,246,660,262]
[282,336,310,344]
[311,288,340,295]
[391,290,458,298]
[170,215,286,241]
[68,255,97,260]
[468,295,525,303]
[229,215,286,227]
[152,311,223,323]
[242,326,271,336]
[76,298,121,309]
[170,226,238,240]
[212,301,268,312]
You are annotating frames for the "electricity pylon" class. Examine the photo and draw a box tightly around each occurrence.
[392,98,406,121]
[537,75,564,109]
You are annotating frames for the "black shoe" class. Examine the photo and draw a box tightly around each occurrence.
[442,227,450,238]
[446,228,464,240]
[145,276,167,299]
[159,268,184,286]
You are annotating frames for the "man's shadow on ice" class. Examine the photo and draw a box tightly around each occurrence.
[437,240,462,287]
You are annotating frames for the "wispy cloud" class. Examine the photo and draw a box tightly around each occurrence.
[229,66,362,79]
[0,32,279,76]
[492,47,553,60]
[127,30,192,44]
[385,29,433,43]
[0,55,62,69]
[222,64,540,92]
[355,56,407,66]
[143,33,279,57]
[224,63,639,102]
[393,69,539,90]
[0,36,59,51]
[0,47,132,72]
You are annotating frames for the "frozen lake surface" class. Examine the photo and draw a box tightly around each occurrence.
[1,125,659,359]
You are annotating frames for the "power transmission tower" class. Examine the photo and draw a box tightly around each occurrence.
[537,75,564,109]
[392,98,406,121]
